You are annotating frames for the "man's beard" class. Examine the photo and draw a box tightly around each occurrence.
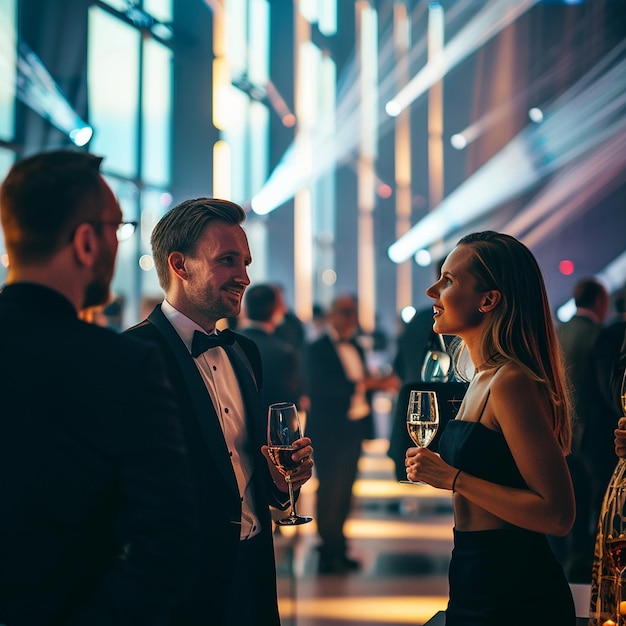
[83,248,115,310]
[83,277,111,310]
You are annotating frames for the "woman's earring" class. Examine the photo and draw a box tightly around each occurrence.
[478,307,485,313]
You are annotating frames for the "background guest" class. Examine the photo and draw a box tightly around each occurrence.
[557,276,612,582]
[594,289,626,417]
[304,293,399,574]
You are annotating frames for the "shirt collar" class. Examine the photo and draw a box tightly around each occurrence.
[161,299,216,354]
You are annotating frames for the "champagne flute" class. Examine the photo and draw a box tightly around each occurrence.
[400,390,440,484]
[267,401,313,526]
[421,349,451,383]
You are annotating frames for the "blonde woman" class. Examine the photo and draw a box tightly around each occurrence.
[406,231,575,625]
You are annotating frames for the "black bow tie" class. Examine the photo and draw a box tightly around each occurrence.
[191,329,236,357]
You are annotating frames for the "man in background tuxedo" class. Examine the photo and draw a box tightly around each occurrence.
[304,293,399,574]
[0,150,198,625]
[125,198,314,626]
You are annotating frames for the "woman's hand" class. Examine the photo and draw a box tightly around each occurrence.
[405,446,458,491]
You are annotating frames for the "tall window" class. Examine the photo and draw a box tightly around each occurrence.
[0,0,17,284]
[0,0,17,143]
[87,3,173,326]
[88,7,140,179]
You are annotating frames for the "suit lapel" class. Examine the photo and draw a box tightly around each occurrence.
[147,306,239,494]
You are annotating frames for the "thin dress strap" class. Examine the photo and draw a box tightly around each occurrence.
[476,389,491,423]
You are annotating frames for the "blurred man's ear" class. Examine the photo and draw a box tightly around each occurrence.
[72,223,98,268]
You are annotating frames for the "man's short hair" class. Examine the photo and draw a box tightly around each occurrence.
[0,150,105,263]
[573,277,607,309]
[244,284,278,322]
[150,197,246,291]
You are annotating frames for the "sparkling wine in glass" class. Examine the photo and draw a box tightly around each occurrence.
[406,390,439,448]
[267,401,313,526]
[401,390,439,484]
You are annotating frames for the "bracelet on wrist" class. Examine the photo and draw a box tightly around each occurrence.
[451,469,461,492]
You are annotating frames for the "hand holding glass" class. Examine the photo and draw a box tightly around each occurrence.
[401,390,439,484]
[267,402,313,526]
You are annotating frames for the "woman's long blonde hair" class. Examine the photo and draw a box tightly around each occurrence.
[451,231,572,454]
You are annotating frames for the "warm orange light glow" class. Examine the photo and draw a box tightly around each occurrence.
[278,595,447,623]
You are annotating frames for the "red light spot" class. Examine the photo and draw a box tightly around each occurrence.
[559,260,575,275]
[378,184,392,199]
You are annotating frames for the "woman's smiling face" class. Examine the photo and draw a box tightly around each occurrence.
[426,245,487,339]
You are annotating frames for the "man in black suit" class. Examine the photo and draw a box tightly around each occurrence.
[239,283,308,412]
[304,293,399,574]
[125,198,314,626]
[0,150,198,626]
[594,292,626,416]
[557,276,611,582]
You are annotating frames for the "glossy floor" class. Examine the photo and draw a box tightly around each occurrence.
[274,438,592,625]
[274,439,454,626]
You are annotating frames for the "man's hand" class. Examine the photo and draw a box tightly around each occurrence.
[262,437,314,493]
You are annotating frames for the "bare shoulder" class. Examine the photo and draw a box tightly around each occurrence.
[489,362,550,427]
[491,362,536,393]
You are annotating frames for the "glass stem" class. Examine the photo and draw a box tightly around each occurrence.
[287,475,297,518]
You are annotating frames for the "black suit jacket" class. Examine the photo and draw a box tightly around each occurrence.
[594,319,626,416]
[0,284,198,626]
[558,315,616,481]
[125,305,287,625]
[393,307,443,384]
[304,334,374,444]
[238,325,305,410]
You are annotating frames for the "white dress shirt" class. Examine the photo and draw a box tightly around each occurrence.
[327,328,370,421]
[161,300,261,540]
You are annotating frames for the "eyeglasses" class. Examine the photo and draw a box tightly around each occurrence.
[86,220,138,242]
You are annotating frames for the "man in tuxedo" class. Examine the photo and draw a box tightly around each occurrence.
[304,293,399,574]
[125,198,314,626]
[239,282,308,412]
[0,150,198,625]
